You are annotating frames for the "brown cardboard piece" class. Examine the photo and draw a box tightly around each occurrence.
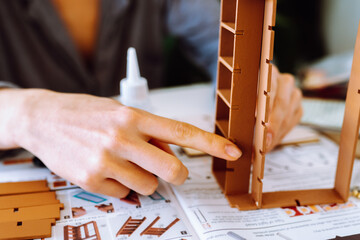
[213,0,360,210]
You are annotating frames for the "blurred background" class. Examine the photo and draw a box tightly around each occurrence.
[166,0,360,100]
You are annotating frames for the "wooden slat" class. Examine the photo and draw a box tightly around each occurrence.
[0,180,49,196]
[0,203,63,223]
[0,192,58,210]
[251,0,277,208]
[335,21,360,200]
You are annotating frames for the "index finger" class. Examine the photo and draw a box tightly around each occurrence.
[138,113,242,161]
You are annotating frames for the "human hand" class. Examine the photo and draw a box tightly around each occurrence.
[266,67,303,152]
[5,89,242,198]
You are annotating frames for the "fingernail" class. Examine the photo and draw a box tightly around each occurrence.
[225,144,242,159]
[266,132,273,150]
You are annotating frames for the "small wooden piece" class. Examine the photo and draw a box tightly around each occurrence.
[116,217,146,237]
[0,218,55,240]
[140,217,180,237]
[0,180,49,195]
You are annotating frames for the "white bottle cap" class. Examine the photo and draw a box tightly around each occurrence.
[120,48,151,111]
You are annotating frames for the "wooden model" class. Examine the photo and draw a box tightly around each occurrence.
[213,0,360,210]
[140,217,180,237]
[116,217,146,237]
[0,180,63,240]
[64,221,101,240]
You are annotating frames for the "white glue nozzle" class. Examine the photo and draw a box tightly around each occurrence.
[119,47,151,111]
[127,47,141,83]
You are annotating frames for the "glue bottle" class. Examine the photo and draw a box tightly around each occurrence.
[120,47,151,111]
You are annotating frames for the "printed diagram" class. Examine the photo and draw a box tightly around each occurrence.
[95,203,114,213]
[73,191,107,204]
[64,221,101,240]
[140,217,180,237]
[116,217,147,237]
[115,216,180,238]
[148,191,165,201]
[72,206,87,218]
[48,171,75,190]
[120,191,141,207]
[72,204,115,218]
[70,190,115,218]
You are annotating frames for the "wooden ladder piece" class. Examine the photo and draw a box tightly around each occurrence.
[140,217,180,237]
[116,217,146,237]
[0,180,49,196]
[0,218,55,240]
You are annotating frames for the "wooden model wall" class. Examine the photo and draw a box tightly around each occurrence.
[213,0,360,210]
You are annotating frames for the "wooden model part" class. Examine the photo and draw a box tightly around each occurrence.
[140,217,180,237]
[116,216,146,237]
[64,221,101,240]
[213,0,266,199]
[0,180,62,239]
[0,203,63,223]
[0,180,49,195]
[335,22,360,201]
[0,218,55,240]
[0,191,59,210]
[213,0,360,210]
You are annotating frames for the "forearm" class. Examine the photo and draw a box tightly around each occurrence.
[0,88,32,149]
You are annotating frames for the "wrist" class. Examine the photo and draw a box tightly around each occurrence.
[0,88,25,149]
[0,88,50,149]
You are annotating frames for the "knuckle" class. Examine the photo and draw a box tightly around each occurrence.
[164,160,183,183]
[78,173,100,192]
[118,188,131,198]
[140,178,159,195]
[173,122,194,140]
[173,167,189,186]
[118,106,140,125]
[89,151,109,173]
[282,73,295,85]
[293,88,303,101]
[102,131,132,154]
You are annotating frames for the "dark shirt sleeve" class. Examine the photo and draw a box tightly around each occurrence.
[164,0,220,83]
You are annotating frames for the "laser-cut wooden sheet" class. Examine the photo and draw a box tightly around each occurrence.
[213,0,360,210]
